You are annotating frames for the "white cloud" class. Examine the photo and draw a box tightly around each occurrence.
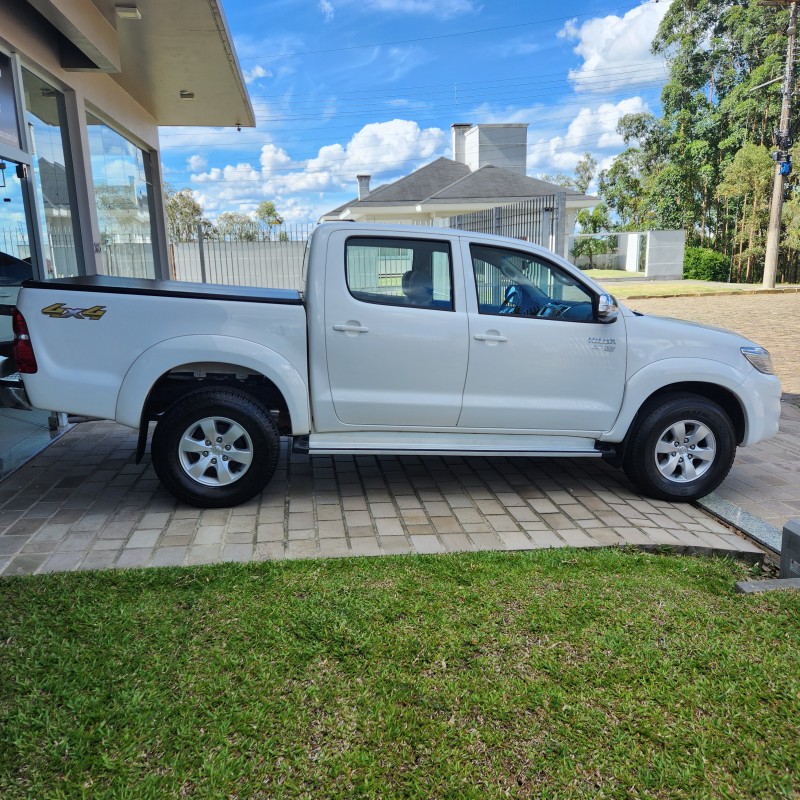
[525,97,651,175]
[320,0,334,20]
[559,1,672,93]
[191,164,261,184]
[182,120,445,222]
[187,154,207,172]
[260,144,292,174]
[243,65,272,85]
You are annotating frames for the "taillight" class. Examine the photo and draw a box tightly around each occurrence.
[12,310,38,374]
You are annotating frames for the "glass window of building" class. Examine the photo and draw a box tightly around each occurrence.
[21,68,83,279]
[86,111,157,278]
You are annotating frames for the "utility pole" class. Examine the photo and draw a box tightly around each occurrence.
[763,0,798,289]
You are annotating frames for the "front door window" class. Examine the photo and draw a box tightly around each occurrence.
[472,243,595,321]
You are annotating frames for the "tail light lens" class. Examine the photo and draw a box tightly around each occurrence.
[12,310,38,374]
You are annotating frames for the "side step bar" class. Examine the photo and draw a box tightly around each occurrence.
[292,434,602,458]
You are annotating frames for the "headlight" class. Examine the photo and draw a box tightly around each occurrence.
[741,346,775,375]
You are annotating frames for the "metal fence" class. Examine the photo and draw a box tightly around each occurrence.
[4,204,569,294]
[446,194,566,254]
[169,224,314,289]
[0,228,32,262]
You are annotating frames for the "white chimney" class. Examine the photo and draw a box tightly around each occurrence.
[357,174,371,200]
[464,124,529,175]
[451,123,472,164]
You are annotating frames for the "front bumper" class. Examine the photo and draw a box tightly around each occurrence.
[739,369,782,446]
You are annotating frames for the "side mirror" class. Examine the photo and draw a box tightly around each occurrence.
[596,293,618,323]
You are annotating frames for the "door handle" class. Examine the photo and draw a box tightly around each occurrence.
[333,323,369,333]
[474,333,508,342]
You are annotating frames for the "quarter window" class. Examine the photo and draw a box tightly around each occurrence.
[345,237,453,310]
[471,243,594,322]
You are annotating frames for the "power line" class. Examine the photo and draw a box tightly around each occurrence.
[245,60,670,101]
[233,0,665,61]
[157,87,666,151]
[158,72,668,141]
[162,129,636,185]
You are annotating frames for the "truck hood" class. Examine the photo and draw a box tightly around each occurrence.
[622,310,763,378]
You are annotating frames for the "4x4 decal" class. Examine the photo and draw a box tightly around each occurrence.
[41,303,107,320]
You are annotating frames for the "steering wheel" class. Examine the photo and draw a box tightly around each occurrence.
[499,284,540,316]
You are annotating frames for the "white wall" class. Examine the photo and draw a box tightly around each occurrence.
[645,230,685,279]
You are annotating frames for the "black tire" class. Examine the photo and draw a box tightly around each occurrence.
[151,388,280,508]
[623,393,736,502]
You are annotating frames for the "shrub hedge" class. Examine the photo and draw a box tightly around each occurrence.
[683,246,730,282]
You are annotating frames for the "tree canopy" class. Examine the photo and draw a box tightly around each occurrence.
[164,186,214,243]
[163,187,286,243]
[594,1,800,282]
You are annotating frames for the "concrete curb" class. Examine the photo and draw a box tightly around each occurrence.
[735,577,800,594]
[695,494,782,554]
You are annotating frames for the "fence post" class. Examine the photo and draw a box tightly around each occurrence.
[553,192,566,258]
[197,223,207,284]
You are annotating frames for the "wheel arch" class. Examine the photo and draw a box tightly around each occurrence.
[601,359,749,448]
[601,381,745,469]
[115,335,310,440]
[632,382,745,444]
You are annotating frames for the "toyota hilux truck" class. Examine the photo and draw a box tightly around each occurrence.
[8,222,781,508]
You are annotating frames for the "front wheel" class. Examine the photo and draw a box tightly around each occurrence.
[151,388,280,508]
[623,393,736,502]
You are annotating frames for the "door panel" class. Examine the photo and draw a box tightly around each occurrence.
[324,232,469,427]
[459,240,626,433]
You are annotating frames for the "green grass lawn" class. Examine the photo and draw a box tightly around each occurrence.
[1,550,798,799]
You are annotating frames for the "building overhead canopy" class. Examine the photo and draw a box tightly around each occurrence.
[24,0,254,127]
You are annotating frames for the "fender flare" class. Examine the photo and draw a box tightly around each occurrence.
[600,358,748,443]
[115,334,310,433]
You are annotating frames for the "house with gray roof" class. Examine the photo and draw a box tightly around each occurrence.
[320,123,598,247]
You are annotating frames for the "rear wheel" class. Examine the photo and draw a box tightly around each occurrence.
[623,393,736,501]
[152,388,279,508]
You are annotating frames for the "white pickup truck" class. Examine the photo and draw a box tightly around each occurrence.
[8,222,781,508]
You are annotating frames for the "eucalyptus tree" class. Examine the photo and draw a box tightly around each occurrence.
[164,186,215,243]
[597,1,796,280]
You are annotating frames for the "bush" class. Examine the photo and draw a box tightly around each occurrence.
[683,246,730,281]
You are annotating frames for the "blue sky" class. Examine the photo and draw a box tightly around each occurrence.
[158,0,673,224]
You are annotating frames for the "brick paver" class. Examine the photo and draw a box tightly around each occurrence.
[0,419,762,577]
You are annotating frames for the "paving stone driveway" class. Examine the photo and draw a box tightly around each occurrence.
[0,420,760,577]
